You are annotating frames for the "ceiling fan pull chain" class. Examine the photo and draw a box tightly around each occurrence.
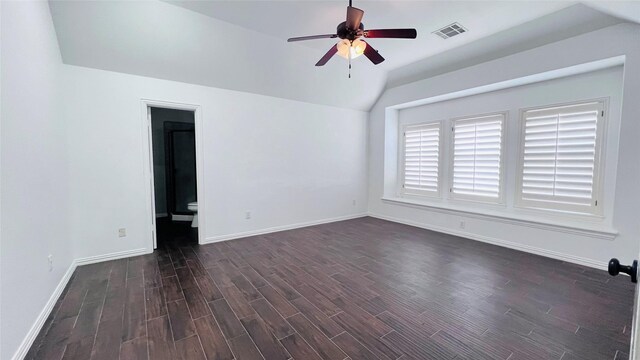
[348,41,352,78]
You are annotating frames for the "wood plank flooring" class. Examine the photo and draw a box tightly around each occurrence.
[26,217,634,359]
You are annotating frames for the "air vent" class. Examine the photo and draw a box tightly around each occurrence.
[433,23,467,39]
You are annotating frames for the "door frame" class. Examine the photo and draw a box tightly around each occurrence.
[632,266,639,359]
[140,99,205,250]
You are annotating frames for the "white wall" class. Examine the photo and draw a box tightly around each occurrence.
[368,23,640,268]
[61,65,369,260]
[0,2,73,359]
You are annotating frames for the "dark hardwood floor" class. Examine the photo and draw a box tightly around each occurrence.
[26,217,634,359]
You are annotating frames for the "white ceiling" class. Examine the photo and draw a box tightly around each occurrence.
[584,1,640,24]
[48,1,638,110]
[166,0,576,70]
[387,3,624,88]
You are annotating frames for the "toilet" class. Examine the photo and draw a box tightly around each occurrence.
[188,201,198,228]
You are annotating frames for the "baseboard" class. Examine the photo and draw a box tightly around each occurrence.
[203,213,368,244]
[9,211,607,360]
[368,212,608,270]
[7,214,361,359]
[12,247,150,359]
[11,260,77,360]
[75,248,149,266]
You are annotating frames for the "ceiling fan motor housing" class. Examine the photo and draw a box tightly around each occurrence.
[287,3,417,67]
[337,21,364,41]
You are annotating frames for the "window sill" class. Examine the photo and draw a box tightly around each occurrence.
[381,197,618,241]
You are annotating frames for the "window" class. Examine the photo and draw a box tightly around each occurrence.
[400,122,442,197]
[517,101,604,214]
[451,113,505,202]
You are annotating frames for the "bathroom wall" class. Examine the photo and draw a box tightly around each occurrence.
[0,2,74,359]
[150,107,195,217]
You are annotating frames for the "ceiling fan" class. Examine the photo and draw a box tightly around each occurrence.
[287,0,417,69]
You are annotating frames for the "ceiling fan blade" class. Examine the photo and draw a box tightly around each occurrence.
[346,6,364,30]
[362,41,385,65]
[364,29,417,39]
[287,34,338,42]
[315,44,338,66]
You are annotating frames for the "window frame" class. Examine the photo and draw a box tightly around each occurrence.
[398,120,444,199]
[515,99,607,216]
[448,112,507,205]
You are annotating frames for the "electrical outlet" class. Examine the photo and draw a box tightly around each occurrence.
[48,255,53,272]
[459,220,465,229]
[352,199,357,206]
[118,228,127,237]
[245,211,251,220]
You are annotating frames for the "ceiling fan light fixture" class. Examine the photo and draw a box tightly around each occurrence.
[287,0,416,67]
[336,39,367,59]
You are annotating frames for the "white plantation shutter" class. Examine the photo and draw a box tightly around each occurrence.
[402,122,441,196]
[452,114,504,201]
[518,101,603,213]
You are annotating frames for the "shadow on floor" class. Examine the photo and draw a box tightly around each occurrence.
[156,216,198,248]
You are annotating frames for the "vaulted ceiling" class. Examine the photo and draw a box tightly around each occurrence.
[48,1,636,110]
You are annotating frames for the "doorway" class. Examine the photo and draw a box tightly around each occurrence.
[142,101,205,250]
[162,120,196,221]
